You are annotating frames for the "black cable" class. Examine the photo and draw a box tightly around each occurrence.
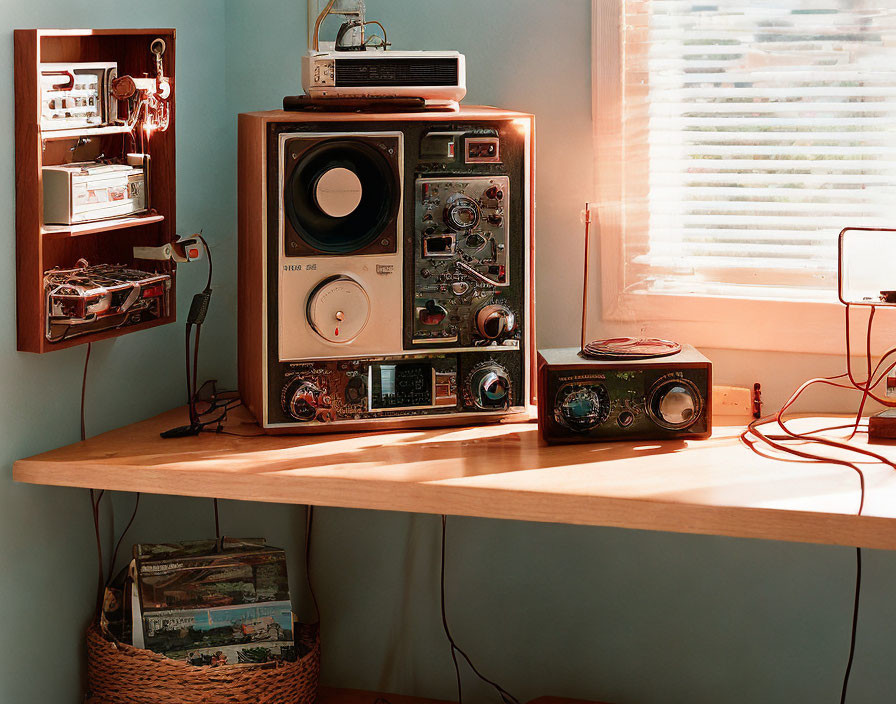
[80,342,91,442]
[81,342,106,615]
[214,498,221,541]
[106,493,141,587]
[305,506,320,622]
[185,323,195,423]
[439,515,519,704]
[840,547,862,704]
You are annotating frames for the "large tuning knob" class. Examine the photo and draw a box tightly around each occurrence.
[647,377,702,431]
[475,304,516,341]
[282,379,331,422]
[555,384,610,432]
[306,275,370,344]
[469,363,512,410]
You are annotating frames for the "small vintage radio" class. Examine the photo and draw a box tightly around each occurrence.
[537,207,712,444]
[238,107,534,432]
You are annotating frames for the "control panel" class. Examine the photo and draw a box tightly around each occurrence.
[413,175,518,347]
[270,351,522,427]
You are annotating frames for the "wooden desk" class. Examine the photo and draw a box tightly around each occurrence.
[13,407,896,549]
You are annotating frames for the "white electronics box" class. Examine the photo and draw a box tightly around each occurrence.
[43,158,147,225]
[39,62,118,131]
[301,50,466,107]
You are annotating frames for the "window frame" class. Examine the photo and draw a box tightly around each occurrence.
[591,0,888,356]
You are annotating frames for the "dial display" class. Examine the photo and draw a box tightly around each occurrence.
[370,362,433,410]
[555,383,611,432]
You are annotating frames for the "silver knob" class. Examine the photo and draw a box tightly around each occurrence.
[647,378,702,430]
[658,386,696,425]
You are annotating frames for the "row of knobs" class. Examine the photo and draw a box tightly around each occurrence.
[558,378,702,433]
[282,363,511,421]
[307,275,517,344]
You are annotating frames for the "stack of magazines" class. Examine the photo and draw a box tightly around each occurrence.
[103,537,303,667]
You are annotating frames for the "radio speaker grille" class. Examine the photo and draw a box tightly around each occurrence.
[334,58,459,87]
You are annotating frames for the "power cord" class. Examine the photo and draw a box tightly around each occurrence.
[440,515,519,704]
[840,548,862,704]
[161,233,242,439]
[739,303,893,702]
[306,506,320,622]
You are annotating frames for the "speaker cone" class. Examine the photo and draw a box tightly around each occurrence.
[285,139,399,254]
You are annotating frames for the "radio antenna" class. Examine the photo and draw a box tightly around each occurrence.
[580,203,593,354]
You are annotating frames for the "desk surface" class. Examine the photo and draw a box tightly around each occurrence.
[13,407,896,549]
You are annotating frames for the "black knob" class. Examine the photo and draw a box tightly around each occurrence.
[419,300,447,326]
[345,375,367,405]
[282,379,329,422]
[469,364,511,410]
[485,185,504,201]
[647,378,702,431]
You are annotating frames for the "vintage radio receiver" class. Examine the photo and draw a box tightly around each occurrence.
[43,158,147,225]
[238,107,534,432]
[302,50,466,108]
[39,62,118,131]
[537,342,712,444]
[536,207,712,444]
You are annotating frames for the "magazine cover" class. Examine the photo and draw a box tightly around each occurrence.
[142,601,294,657]
[172,640,298,667]
[134,538,290,612]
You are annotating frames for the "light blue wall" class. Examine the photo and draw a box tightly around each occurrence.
[3,1,896,703]
[0,3,306,703]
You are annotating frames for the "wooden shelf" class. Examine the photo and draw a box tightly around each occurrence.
[15,28,177,353]
[14,408,896,550]
[41,213,164,238]
[40,124,132,141]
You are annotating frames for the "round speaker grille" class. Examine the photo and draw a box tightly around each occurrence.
[285,139,398,254]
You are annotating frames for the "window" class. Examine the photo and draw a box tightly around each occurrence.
[593,0,896,351]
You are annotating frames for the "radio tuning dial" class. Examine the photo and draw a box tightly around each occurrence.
[306,275,370,343]
[647,378,702,431]
[475,304,516,340]
[283,379,330,422]
[469,363,512,410]
[444,194,481,231]
[556,384,611,432]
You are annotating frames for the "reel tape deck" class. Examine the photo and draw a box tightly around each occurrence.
[238,107,534,432]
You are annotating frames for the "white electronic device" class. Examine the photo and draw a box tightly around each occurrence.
[301,50,466,108]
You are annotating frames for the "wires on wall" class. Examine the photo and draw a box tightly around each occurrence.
[439,515,519,704]
[739,303,896,702]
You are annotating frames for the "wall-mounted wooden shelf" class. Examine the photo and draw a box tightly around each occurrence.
[13,409,896,550]
[14,28,177,353]
[40,213,165,238]
[40,124,133,140]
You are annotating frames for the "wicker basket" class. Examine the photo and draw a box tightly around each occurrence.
[85,621,320,704]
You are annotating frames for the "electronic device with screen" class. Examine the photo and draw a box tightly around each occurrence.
[536,207,712,444]
[238,107,534,433]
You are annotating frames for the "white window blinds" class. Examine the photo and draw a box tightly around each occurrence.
[620,0,896,300]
